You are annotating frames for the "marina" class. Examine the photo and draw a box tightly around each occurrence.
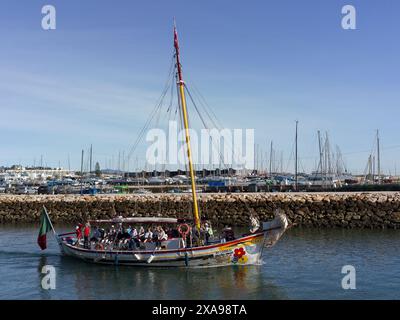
[1,163,399,195]
[0,126,396,194]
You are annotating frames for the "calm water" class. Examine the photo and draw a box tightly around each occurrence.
[0,225,400,300]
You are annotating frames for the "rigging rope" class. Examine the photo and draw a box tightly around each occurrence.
[126,53,175,164]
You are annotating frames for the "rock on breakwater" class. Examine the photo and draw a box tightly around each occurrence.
[1,192,400,228]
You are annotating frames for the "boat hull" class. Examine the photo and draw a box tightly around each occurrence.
[59,232,266,268]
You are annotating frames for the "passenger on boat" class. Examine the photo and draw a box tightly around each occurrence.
[170,227,180,238]
[155,226,168,249]
[98,227,105,239]
[110,225,116,237]
[75,225,82,245]
[199,225,206,245]
[222,226,235,241]
[200,224,208,244]
[126,225,132,234]
[130,227,140,248]
[204,222,213,244]
[185,231,191,248]
[117,228,131,248]
[90,226,101,243]
[191,225,201,247]
[143,228,153,243]
[130,227,138,238]
[205,222,213,235]
[83,223,91,249]
[138,226,145,241]
[152,226,159,242]
[116,227,127,239]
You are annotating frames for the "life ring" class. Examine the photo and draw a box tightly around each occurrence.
[95,243,104,251]
[178,223,190,237]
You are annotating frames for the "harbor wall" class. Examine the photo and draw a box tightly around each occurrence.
[1,192,400,228]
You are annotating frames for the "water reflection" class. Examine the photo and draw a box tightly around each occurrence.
[37,255,51,300]
[56,256,287,300]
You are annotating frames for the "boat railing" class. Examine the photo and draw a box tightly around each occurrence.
[58,231,76,237]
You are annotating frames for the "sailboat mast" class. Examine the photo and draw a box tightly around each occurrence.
[173,24,201,229]
[317,130,323,182]
[89,144,93,174]
[80,149,84,195]
[269,141,273,176]
[377,129,381,185]
[295,120,298,191]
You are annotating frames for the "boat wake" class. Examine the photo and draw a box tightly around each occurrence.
[0,250,60,258]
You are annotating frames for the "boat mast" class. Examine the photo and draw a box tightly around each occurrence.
[269,141,273,176]
[317,130,323,185]
[80,149,84,195]
[173,23,201,229]
[89,144,93,174]
[377,129,381,185]
[295,120,298,191]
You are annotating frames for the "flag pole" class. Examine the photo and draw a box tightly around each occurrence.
[43,205,57,237]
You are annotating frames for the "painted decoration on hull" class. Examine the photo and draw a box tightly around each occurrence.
[232,246,248,264]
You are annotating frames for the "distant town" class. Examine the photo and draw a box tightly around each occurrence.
[1,163,399,195]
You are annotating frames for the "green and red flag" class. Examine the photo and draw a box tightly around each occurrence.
[37,207,53,250]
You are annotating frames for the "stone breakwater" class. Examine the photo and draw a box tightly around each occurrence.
[1,192,400,228]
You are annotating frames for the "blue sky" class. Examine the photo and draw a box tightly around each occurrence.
[0,0,399,174]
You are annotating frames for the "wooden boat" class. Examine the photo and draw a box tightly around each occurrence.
[52,213,288,267]
[40,22,289,268]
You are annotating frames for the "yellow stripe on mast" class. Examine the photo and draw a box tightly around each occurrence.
[174,23,201,230]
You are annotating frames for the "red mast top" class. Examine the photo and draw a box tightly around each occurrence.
[173,23,184,83]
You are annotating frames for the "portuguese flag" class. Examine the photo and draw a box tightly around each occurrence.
[37,207,53,250]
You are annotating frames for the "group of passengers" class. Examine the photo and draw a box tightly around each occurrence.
[183,222,220,248]
[74,223,91,249]
[75,223,178,250]
[74,220,232,250]
[127,225,170,250]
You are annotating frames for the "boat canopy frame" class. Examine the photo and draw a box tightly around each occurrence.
[89,217,179,225]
